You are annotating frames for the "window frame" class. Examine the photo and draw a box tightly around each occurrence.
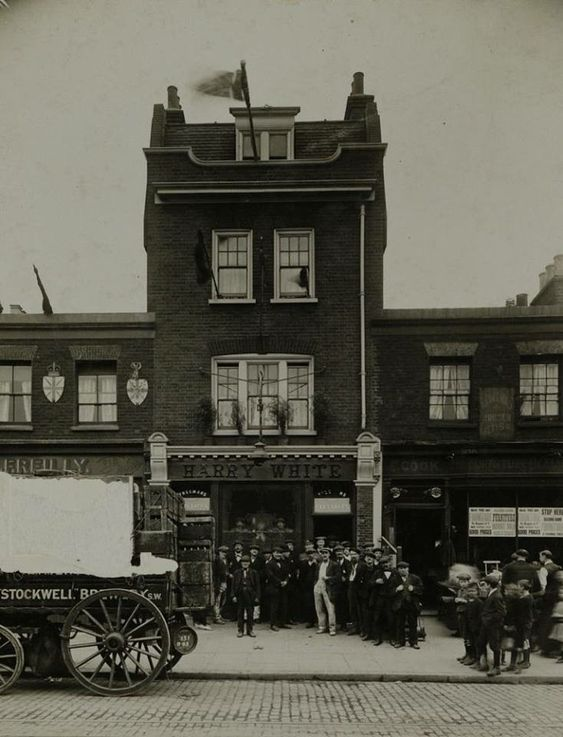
[272,229,317,303]
[519,357,560,421]
[76,361,118,425]
[0,362,32,425]
[428,360,471,423]
[237,130,294,161]
[210,229,254,303]
[212,354,315,435]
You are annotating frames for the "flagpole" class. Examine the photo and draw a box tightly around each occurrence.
[240,60,259,162]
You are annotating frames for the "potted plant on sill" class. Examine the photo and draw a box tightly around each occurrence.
[195,397,217,444]
[270,397,292,444]
[312,392,332,443]
[230,400,246,445]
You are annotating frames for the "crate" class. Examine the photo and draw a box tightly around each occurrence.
[181,585,212,609]
[137,530,177,558]
[178,561,211,586]
[178,546,212,562]
[178,519,214,541]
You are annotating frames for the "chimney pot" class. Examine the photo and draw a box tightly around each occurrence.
[351,72,364,95]
[539,271,547,290]
[516,293,528,307]
[505,299,515,307]
[553,254,563,276]
[546,264,555,282]
[9,304,26,315]
[167,85,181,110]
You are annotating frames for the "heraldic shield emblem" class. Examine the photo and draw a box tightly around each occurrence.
[127,362,148,406]
[42,363,65,403]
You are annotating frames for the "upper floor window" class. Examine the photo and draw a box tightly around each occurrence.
[239,131,292,161]
[214,355,313,433]
[274,229,315,300]
[0,364,31,423]
[429,363,470,421]
[519,361,559,418]
[77,362,117,423]
[212,230,253,300]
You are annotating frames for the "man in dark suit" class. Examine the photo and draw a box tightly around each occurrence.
[334,545,352,630]
[232,555,261,637]
[299,546,318,627]
[313,547,340,635]
[392,561,424,649]
[358,549,376,639]
[281,543,298,624]
[265,547,289,631]
[370,556,397,645]
[346,548,362,635]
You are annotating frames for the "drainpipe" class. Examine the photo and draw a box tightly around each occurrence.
[360,204,366,430]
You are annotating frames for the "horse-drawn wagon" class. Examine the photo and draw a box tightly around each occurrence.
[0,472,212,695]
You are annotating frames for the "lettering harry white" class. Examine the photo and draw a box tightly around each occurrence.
[183,462,343,480]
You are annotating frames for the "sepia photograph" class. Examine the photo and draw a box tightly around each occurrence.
[1,1,563,735]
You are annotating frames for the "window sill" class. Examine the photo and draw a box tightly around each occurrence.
[518,419,563,428]
[270,297,318,304]
[427,421,477,429]
[213,429,317,437]
[0,424,34,432]
[208,298,256,305]
[71,424,120,432]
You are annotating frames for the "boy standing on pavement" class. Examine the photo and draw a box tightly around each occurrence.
[232,555,261,637]
[479,571,506,677]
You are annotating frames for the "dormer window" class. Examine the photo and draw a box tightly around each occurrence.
[232,106,299,162]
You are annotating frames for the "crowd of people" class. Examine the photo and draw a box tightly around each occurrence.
[209,539,563,675]
[448,548,563,676]
[212,536,425,647]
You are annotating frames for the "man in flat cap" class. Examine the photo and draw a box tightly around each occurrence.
[232,555,261,637]
[358,549,377,640]
[300,546,319,627]
[212,545,230,624]
[313,548,340,635]
[370,556,397,646]
[501,549,539,590]
[249,543,265,623]
[392,561,423,649]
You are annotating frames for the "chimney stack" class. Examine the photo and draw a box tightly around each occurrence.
[505,299,515,307]
[516,293,528,307]
[167,85,181,110]
[351,72,364,95]
[10,304,26,314]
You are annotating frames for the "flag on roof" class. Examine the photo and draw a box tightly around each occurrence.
[195,70,243,100]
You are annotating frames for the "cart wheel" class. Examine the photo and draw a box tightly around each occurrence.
[61,588,170,696]
[0,625,24,695]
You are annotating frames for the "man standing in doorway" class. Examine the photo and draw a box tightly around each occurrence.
[313,547,340,636]
[232,555,261,637]
[265,546,289,631]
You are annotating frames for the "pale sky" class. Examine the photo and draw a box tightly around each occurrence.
[1,0,563,314]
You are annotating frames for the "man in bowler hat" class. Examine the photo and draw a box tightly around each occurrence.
[232,555,261,637]
[392,561,423,648]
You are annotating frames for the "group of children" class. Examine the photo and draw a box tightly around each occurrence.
[453,555,563,677]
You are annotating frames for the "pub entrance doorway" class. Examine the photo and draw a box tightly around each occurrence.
[394,506,446,606]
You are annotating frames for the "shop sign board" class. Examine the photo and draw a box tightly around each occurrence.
[313,498,352,515]
[469,507,563,537]
[171,458,355,482]
[518,508,563,537]
[479,387,514,441]
[0,455,144,477]
[468,507,516,537]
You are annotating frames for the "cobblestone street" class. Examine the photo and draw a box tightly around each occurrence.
[0,679,561,737]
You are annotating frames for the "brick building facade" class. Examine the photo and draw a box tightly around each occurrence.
[372,261,563,587]
[0,312,154,483]
[144,75,384,548]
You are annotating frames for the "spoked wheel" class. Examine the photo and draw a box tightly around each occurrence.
[61,589,170,696]
[0,625,25,694]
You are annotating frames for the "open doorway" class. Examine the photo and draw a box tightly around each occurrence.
[394,506,445,606]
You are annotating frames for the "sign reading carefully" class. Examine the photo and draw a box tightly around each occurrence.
[518,508,563,538]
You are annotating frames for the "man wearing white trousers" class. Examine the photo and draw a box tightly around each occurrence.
[313,547,341,636]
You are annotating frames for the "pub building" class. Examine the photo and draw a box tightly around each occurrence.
[372,256,563,586]
[0,309,154,489]
[143,74,385,549]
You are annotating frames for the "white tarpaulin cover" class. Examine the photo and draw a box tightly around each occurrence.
[0,472,176,576]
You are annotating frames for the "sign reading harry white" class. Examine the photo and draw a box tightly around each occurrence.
[127,362,148,406]
[518,508,563,538]
[468,507,516,537]
[42,363,64,403]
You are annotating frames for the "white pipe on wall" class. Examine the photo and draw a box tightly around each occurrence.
[360,204,366,430]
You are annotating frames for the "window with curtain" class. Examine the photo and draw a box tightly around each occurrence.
[0,364,32,423]
[213,231,252,299]
[213,356,313,433]
[77,362,117,423]
[275,230,314,299]
[519,361,559,417]
[429,363,470,420]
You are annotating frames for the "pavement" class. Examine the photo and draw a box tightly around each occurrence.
[1,679,562,737]
[174,616,563,683]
